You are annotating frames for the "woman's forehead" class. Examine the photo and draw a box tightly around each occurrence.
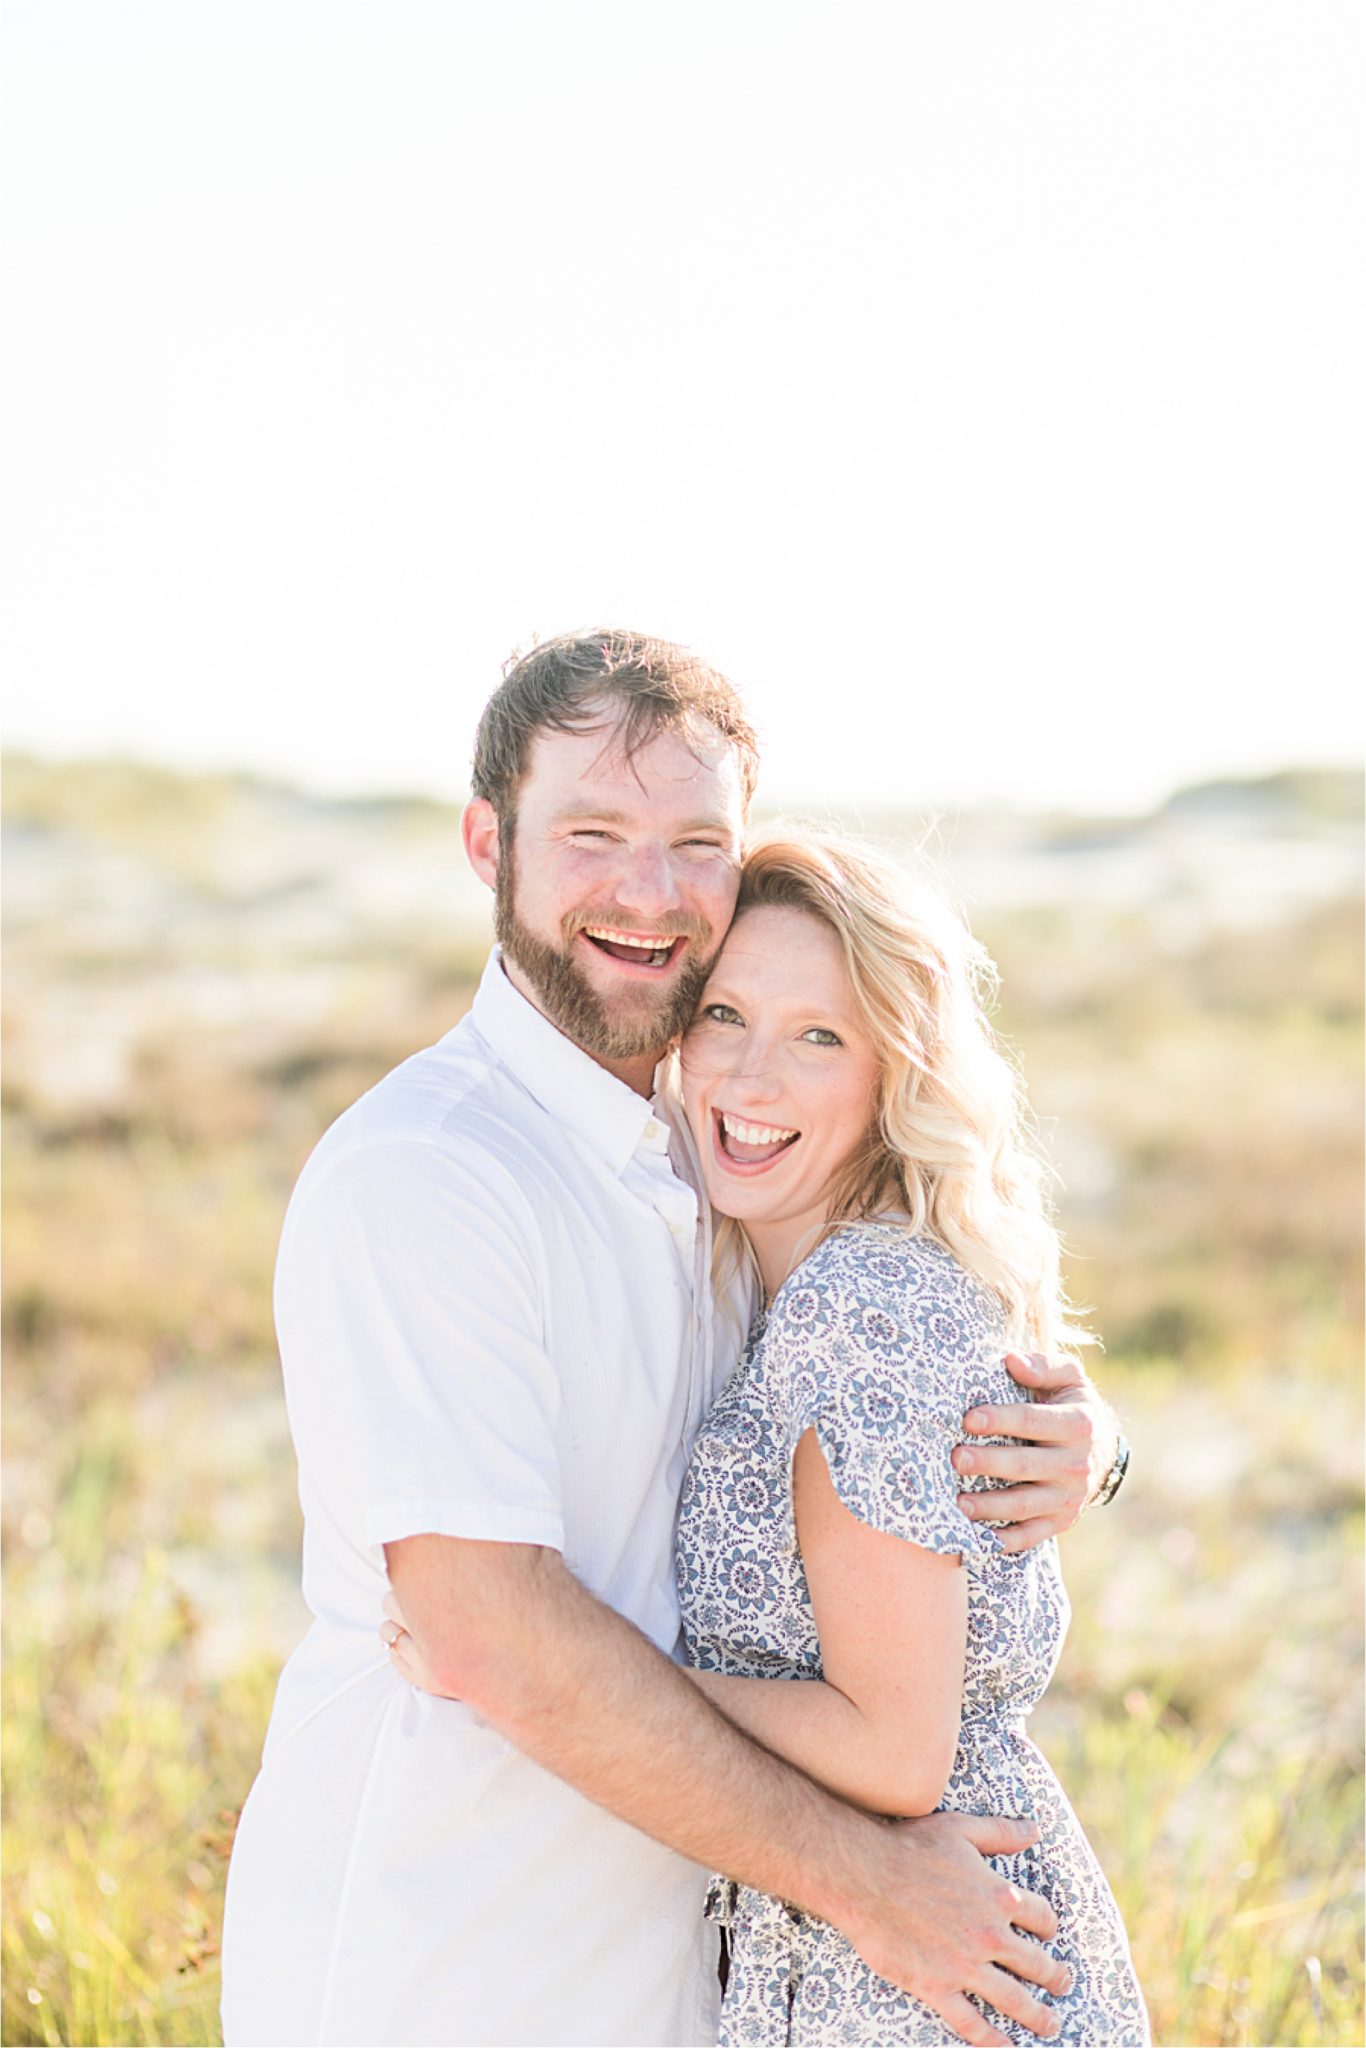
[710,906,849,992]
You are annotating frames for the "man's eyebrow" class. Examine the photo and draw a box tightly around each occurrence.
[552,805,737,834]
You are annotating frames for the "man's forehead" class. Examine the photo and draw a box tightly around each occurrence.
[521,716,746,815]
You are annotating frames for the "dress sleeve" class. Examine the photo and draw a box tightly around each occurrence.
[766,1240,995,1573]
[275,1134,564,1562]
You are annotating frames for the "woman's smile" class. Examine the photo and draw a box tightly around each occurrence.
[711,1107,802,1171]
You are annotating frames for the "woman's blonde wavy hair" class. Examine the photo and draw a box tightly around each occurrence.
[709,828,1092,1357]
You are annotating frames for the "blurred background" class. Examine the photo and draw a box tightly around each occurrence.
[2,5,1362,2045]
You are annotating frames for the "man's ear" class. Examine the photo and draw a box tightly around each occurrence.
[462,799,501,891]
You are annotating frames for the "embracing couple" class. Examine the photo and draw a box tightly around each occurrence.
[221,632,1148,2048]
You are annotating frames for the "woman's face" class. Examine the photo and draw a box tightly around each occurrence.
[679,905,881,1288]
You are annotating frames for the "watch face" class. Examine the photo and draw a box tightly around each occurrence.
[1096,1439,1130,1505]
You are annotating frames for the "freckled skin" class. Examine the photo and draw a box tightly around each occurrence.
[680,906,881,1300]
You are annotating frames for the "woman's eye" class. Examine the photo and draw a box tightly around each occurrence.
[700,1003,742,1026]
[802,1027,842,1047]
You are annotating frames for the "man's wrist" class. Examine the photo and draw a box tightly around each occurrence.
[790,1804,891,1932]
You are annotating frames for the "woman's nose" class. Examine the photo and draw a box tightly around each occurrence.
[728,1045,785,1098]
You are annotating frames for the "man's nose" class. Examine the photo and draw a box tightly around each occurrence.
[613,845,683,920]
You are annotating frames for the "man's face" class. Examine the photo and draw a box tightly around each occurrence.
[489,717,746,1072]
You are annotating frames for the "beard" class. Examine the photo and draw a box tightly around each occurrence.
[494,835,718,1064]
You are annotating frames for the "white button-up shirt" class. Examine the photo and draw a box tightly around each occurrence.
[222,953,739,2048]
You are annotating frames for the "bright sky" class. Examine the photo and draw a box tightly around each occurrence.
[3,1,1362,814]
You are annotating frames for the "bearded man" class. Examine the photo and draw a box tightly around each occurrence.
[221,631,1121,2048]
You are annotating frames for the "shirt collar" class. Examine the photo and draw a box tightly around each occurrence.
[469,949,661,1178]
[653,1051,703,1193]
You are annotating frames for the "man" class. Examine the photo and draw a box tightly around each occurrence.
[222,631,1123,2048]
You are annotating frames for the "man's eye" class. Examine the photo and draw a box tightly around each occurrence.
[571,830,615,842]
[802,1027,842,1047]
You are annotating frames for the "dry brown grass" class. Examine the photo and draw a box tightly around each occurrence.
[3,760,1361,2045]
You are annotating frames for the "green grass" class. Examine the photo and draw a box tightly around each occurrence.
[3,1542,276,2045]
[4,1361,1359,2046]
[1035,1363,1364,2048]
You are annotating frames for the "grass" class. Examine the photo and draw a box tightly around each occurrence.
[1037,1361,1363,2047]
[2,762,1361,2046]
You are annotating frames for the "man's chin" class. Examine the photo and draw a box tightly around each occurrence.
[557,997,680,1064]
[578,947,686,1008]
[567,967,695,1059]
[498,927,701,1062]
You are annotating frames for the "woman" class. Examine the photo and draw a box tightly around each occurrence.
[669,830,1147,2046]
[387,826,1148,2045]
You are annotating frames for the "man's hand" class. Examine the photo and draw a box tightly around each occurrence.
[851,1811,1068,2045]
[384,1576,1068,2044]
[953,1353,1119,1554]
[383,1539,1071,2045]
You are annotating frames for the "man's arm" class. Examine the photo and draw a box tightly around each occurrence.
[955,1352,1121,1553]
[387,1533,1070,2048]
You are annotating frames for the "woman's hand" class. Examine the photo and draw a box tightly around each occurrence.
[953,1353,1120,1552]
[380,1588,458,1696]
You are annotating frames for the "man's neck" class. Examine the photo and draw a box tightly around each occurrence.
[497,953,665,1099]
[594,1048,662,1098]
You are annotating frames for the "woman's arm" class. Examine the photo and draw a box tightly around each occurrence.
[684,1425,968,1817]
[385,1423,970,1819]
[381,1531,1067,2046]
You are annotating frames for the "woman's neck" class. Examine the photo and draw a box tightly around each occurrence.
[746,1215,828,1306]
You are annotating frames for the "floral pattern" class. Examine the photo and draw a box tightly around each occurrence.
[676,1223,1149,2046]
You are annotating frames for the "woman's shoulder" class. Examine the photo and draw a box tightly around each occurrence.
[769,1221,1005,1361]
[760,1224,1009,1454]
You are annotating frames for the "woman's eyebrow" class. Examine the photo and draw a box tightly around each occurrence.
[695,975,753,1010]
[699,981,851,1025]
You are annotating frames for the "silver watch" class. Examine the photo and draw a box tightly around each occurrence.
[1090,1433,1130,1508]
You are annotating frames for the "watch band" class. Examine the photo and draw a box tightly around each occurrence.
[1090,1433,1130,1508]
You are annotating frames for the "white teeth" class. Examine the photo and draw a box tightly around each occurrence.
[583,927,675,950]
[721,1115,798,1146]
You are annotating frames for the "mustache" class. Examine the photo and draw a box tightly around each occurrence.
[564,910,711,946]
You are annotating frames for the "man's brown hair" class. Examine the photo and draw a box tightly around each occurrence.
[471,629,760,821]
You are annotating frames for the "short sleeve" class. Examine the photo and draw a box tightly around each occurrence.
[765,1238,995,1572]
[275,1135,564,1560]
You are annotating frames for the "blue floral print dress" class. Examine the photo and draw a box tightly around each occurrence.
[675,1223,1148,2047]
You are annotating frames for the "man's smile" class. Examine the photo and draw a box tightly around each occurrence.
[577,925,691,971]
